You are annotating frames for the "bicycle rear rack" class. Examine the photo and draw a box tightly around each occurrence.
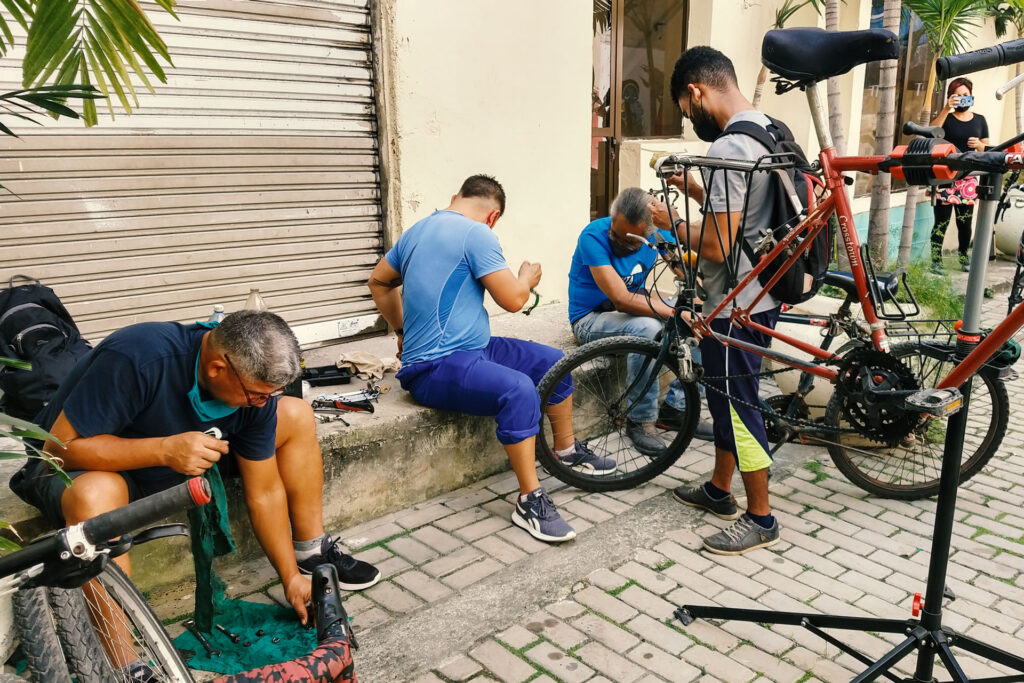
[861,245,921,320]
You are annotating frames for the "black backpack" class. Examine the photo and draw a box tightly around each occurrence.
[0,275,92,421]
[720,116,831,305]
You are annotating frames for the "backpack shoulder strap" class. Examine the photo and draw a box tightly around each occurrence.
[719,120,780,152]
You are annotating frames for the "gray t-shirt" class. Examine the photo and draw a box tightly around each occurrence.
[699,110,781,317]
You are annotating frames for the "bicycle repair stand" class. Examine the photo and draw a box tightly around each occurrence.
[673,175,1024,682]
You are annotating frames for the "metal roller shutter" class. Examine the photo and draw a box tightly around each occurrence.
[0,0,384,345]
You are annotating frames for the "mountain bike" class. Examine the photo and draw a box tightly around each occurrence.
[1,477,356,682]
[537,28,1023,499]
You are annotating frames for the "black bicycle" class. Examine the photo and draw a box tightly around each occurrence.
[1,477,356,682]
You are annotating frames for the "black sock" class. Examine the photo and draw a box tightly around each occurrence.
[746,511,775,529]
[703,481,730,501]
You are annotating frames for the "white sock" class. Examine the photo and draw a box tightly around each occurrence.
[293,535,326,561]
[555,444,576,457]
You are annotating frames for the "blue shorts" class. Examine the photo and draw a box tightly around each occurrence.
[396,337,573,445]
[700,308,780,472]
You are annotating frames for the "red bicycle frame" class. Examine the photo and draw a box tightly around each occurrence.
[673,80,1024,391]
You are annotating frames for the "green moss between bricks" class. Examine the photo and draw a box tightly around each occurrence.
[606,579,636,596]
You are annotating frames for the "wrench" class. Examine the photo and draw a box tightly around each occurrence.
[183,619,221,657]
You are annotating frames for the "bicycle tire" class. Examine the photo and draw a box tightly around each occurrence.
[11,587,72,682]
[47,585,117,682]
[825,340,1008,499]
[76,562,194,682]
[536,335,699,491]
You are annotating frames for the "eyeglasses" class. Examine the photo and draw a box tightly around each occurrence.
[224,354,286,406]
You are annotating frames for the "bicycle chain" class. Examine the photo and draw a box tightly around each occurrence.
[695,374,855,435]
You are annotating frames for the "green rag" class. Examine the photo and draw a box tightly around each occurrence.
[172,598,316,675]
[186,464,236,633]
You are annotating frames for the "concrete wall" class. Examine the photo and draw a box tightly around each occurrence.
[375,0,592,308]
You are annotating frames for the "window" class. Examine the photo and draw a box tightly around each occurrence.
[855,3,938,195]
[620,0,688,138]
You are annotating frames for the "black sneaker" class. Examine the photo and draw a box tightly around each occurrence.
[703,514,780,555]
[297,536,381,590]
[672,483,741,520]
[657,404,714,441]
[656,404,687,431]
[122,660,157,682]
[626,420,667,456]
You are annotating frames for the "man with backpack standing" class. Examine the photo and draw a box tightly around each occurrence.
[665,46,784,555]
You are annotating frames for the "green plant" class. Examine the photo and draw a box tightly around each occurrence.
[899,261,965,320]
[0,0,178,130]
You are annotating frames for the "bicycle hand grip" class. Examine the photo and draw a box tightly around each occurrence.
[82,477,212,545]
[937,39,1024,80]
[902,121,945,140]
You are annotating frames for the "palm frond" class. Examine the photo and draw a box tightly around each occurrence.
[0,0,30,58]
[775,0,826,28]
[0,83,100,136]
[902,0,989,56]
[21,0,177,126]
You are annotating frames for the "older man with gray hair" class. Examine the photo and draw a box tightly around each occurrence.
[567,187,712,456]
[10,310,379,636]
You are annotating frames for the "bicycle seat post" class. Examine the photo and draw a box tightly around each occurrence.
[804,82,834,154]
[962,172,1003,337]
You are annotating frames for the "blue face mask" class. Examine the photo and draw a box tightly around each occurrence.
[188,351,238,422]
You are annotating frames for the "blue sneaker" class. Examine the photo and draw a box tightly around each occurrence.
[558,440,616,475]
[512,488,576,543]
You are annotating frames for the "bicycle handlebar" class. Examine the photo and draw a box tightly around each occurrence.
[82,477,210,548]
[0,477,210,578]
[996,70,1024,100]
[937,39,1024,80]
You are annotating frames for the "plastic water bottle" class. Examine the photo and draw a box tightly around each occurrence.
[208,304,225,323]
[243,288,268,311]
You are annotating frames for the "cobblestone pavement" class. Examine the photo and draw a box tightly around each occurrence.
[171,298,1024,682]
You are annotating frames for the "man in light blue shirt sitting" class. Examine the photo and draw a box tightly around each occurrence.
[368,175,613,543]
[568,188,713,456]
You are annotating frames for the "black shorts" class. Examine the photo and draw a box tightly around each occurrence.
[10,454,238,529]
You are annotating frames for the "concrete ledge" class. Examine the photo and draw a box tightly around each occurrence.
[1,302,577,593]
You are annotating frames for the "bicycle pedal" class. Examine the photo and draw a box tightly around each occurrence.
[904,387,962,417]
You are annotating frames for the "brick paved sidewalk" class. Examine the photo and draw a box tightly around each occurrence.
[171,298,1024,682]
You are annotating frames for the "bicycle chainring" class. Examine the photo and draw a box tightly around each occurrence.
[834,347,920,445]
[763,394,810,443]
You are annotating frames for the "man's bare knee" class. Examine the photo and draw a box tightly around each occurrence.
[275,396,316,446]
[61,472,130,524]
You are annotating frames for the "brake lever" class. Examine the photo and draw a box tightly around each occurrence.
[131,523,189,546]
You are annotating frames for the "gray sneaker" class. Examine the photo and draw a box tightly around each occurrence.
[703,514,780,555]
[512,488,576,543]
[673,484,741,520]
[558,440,616,475]
[626,420,667,456]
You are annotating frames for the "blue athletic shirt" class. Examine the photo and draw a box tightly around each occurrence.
[32,322,278,491]
[385,210,508,364]
[568,217,675,323]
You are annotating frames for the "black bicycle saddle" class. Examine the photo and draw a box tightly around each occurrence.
[762,28,899,84]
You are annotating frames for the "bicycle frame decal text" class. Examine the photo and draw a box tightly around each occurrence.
[839,215,859,267]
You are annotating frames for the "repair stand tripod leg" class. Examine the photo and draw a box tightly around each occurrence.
[673,173,1024,681]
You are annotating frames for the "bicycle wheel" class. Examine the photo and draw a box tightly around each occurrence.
[824,340,1009,499]
[11,587,72,682]
[73,562,193,682]
[537,335,699,491]
[47,586,117,682]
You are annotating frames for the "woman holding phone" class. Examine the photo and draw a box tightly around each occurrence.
[929,77,990,272]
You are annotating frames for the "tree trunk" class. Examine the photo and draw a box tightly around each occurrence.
[868,0,900,270]
[825,0,845,156]
[752,64,768,109]
[1017,31,1023,134]
[897,63,937,268]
